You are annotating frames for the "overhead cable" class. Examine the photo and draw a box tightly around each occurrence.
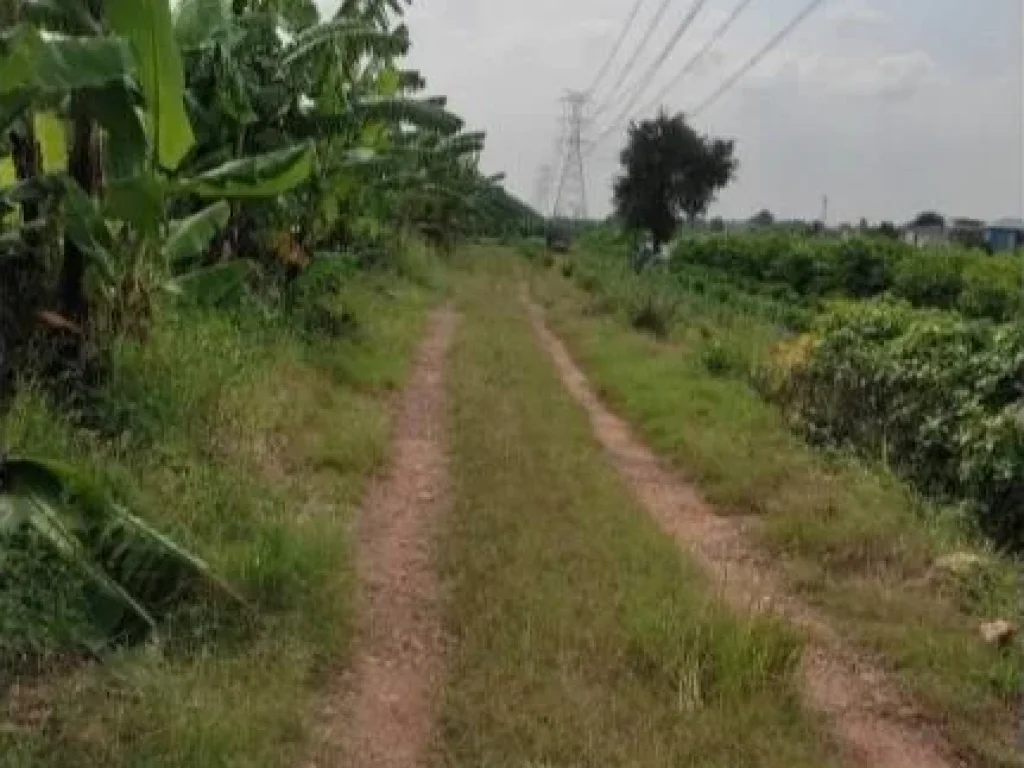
[586,0,648,96]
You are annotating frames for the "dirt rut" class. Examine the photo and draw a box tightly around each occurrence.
[527,299,957,768]
[309,306,456,768]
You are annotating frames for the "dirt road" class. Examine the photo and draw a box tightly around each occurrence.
[309,306,456,768]
[527,296,958,768]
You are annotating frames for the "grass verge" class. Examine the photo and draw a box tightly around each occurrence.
[531,254,1023,767]
[1,267,438,767]
[437,251,838,767]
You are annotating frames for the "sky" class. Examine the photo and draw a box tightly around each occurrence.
[316,0,1024,225]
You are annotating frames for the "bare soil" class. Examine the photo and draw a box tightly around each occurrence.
[527,298,961,768]
[307,306,456,768]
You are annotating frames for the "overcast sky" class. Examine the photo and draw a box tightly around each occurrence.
[317,0,1024,224]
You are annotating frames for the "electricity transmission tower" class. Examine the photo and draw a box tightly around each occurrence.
[552,91,589,221]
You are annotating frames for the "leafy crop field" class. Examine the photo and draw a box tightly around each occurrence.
[539,234,1022,764]
[568,230,1024,554]
[674,231,1024,322]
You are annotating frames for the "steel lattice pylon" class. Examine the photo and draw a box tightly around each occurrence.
[551,91,589,222]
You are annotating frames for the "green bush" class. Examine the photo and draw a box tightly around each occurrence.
[628,292,677,338]
[777,301,1024,549]
[891,253,964,310]
[958,259,1022,320]
[672,232,1022,322]
[286,256,363,340]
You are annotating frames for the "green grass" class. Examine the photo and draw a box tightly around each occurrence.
[531,255,1023,767]
[437,252,838,767]
[1,267,438,767]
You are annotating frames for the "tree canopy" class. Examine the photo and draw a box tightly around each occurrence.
[911,211,945,228]
[613,111,736,247]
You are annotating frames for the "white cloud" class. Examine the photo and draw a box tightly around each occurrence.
[783,50,939,100]
[827,0,889,31]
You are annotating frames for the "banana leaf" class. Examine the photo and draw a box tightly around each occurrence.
[106,0,195,171]
[162,201,230,266]
[0,457,244,649]
[177,142,314,199]
[0,26,133,96]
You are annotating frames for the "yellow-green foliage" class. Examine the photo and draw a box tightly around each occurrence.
[1,269,437,767]
[35,112,68,172]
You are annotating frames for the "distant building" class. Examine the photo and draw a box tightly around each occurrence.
[984,219,1024,253]
[902,224,949,248]
[902,217,986,250]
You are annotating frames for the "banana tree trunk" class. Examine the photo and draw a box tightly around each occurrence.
[9,118,40,227]
[59,101,101,322]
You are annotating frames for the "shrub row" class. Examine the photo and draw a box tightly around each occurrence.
[673,233,1024,322]
[772,301,1024,550]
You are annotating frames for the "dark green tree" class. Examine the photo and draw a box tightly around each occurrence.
[750,209,774,228]
[613,111,736,247]
[912,211,945,228]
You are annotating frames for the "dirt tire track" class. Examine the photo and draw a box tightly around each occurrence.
[308,306,456,768]
[526,297,959,768]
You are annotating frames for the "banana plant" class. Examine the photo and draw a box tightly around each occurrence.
[0,455,245,649]
[1,0,318,326]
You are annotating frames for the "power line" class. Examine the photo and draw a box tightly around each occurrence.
[596,0,711,140]
[589,0,756,151]
[586,0,648,96]
[635,0,757,117]
[691,0,829,116]
[592,0,678,116]
[590,0,827,151]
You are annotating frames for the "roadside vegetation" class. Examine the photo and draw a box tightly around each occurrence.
[439,253,839,768]
[531,237,1022,766]
[676,231,1024,322]
[0,0,540,762]
[3,263,437,767]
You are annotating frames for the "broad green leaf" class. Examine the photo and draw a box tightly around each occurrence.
[0,92,32,135]
[282,20,395,67]
[398,69,425,93]
[162,201,230,266]
[2,456,244,647]
[34,111,67,172]
[1,173,64,206]
[354,97,462,135]
[214,45,257,125]
[289,111,354,140]
[0,26,133,96]
[180,142,314,199]
[21,0,101,36]
[173,0,233,52]
[1,458,157,644]
[0,157,14,186]
[88,83,148,180]
[359,121,388,152]
[377,65,400,97]
[106,0,195,170]
[105,174,165,233]
[167,260,254,307]
[61,178,117,283]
